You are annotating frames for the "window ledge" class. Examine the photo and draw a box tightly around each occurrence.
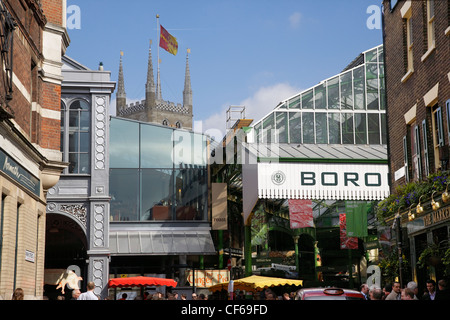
[446,26,450,37]
[421,43,436,62]
[401,69,414,83]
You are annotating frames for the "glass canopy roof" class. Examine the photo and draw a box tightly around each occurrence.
[252,45,386,145]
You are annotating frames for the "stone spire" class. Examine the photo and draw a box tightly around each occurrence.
[146,40,155,94]
[116,51,127,114]
[145,41,156,121]
[183,49,193,110]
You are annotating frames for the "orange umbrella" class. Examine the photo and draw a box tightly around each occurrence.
[108,276,177,288]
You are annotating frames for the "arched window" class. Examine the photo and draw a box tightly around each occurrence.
[162,119,169,126]
[175,121,182,128]
[61,99,91,174]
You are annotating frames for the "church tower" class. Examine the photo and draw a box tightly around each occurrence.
[116,51,127,114]
[115,44,193,130]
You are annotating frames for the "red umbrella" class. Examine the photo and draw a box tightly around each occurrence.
[108,276,177,288]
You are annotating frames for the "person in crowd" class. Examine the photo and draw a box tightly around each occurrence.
[181,293,187,300]
[360,284,370,300]
[385,281,401,300]
[422,279,436,300]
[401,288,415,300]
[369,287,383,300]
[77,281,98,300]
[119,293,127,300]
[382,283,392,300]
[71,289,81,300]
[435,279,450,300]
[191,293,197,300]
[265,292,277,300]
[406,281,419,300]
[12,288,24,300]
[236,290,245,300]
[167,293,176,300]
[282,292,291,300]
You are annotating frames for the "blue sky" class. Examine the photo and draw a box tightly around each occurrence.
[65,0,383,137]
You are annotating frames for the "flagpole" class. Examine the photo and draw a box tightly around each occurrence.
[156,14,160,100]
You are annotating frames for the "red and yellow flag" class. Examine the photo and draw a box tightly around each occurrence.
[159,25,178,56]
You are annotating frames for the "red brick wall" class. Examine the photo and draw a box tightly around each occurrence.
[40,0,63,26]
[383,0,450,191]
[1,1,64,151]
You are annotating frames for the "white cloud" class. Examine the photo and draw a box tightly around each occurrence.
[289,12,302,29]
[198,82,300,140]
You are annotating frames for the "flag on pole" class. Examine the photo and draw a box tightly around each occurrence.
[288,199,314,229]
[159,25,178,55]
[339,214,358,249]
[345,201,368,238]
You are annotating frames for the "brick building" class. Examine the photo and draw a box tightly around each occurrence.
[383,0,450,188]
[382,0,450,288]
[0,0,68,299]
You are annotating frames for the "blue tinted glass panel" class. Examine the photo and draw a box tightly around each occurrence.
[110,118,139,168]
[141,124,174,168]
[175,169,207,221]
[110,169,139,221]
[141,169,174,221]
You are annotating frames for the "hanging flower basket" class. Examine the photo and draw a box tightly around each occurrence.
[417,245,441,269]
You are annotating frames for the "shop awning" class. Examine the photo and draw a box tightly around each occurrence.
[109,230,216,256]
[208,275,303,293]
[108,276,177,288]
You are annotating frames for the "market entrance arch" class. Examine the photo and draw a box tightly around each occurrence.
[44,213,87,300]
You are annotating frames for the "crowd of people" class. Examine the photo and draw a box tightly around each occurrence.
[10,278,450,300]
[360,279,450,300]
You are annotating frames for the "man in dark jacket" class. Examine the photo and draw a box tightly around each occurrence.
[435,279,450,300]
[422,279,436,300]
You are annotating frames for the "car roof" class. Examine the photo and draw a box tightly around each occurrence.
[299,287,364,297]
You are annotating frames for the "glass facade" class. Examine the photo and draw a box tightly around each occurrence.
[254,45,387,145]
[109,117,208,222]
